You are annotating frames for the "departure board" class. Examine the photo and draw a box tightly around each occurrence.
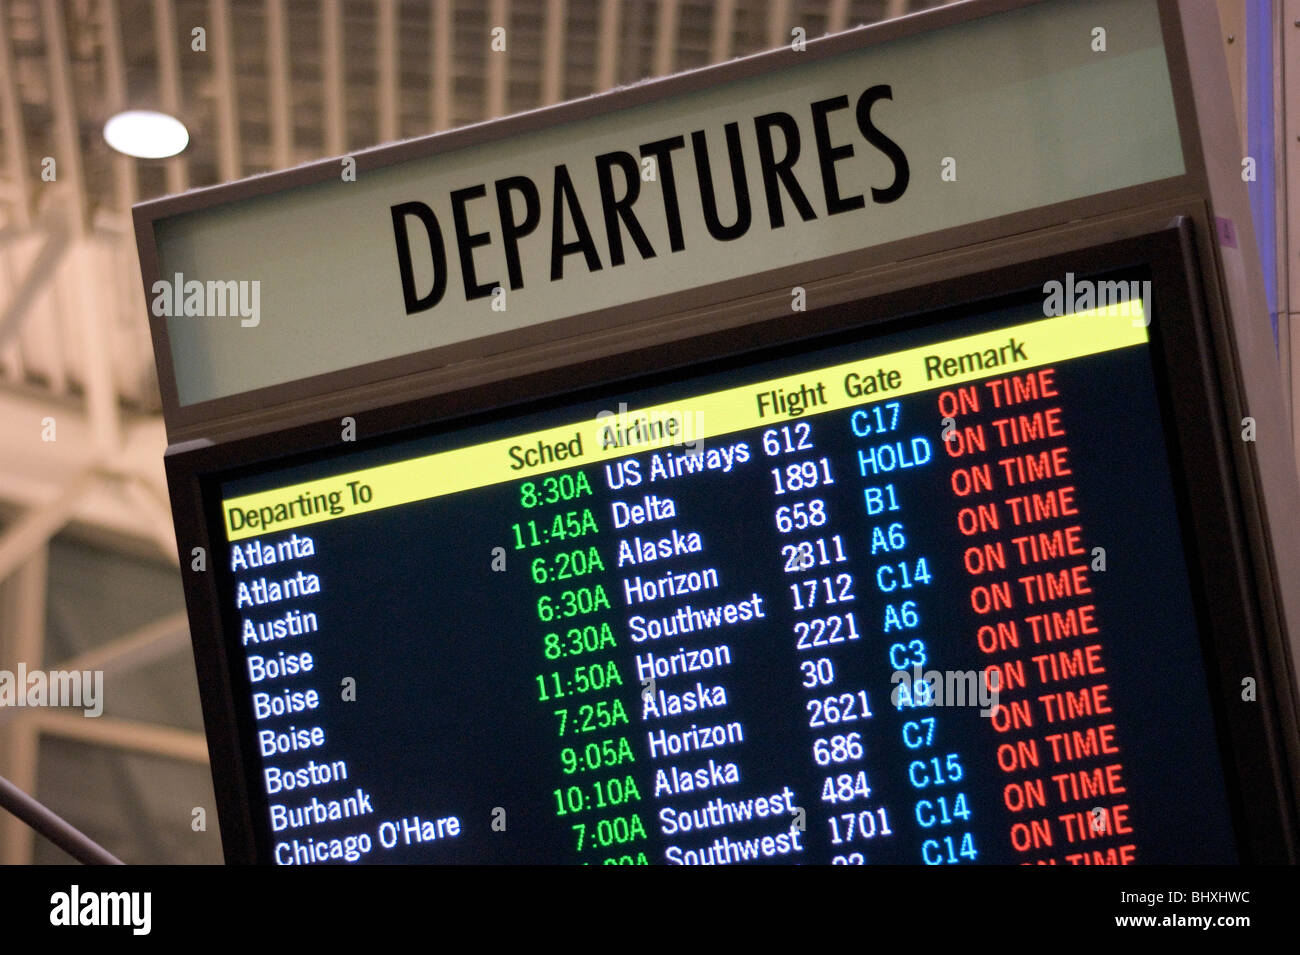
[208,273,1239,865]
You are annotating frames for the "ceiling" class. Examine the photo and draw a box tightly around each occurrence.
[0,0,952,557]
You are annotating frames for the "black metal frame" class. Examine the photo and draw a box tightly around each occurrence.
[167,220,1299,863]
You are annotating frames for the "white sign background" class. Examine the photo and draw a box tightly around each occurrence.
[154,0,1182,406]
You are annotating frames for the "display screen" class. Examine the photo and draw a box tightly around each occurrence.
[208,270,1237,864]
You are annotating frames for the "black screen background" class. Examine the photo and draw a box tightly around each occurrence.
[205,267,1239,864]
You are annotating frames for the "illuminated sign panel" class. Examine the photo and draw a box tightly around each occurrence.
[150,0,1180,409]
[208,277,1235,864]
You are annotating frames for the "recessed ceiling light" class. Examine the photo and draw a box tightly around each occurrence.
[103,110,189,159]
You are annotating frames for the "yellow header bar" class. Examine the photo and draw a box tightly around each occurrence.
[222,304,1148,540]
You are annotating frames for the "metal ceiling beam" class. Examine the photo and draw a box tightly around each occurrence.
[0,470,95,587]
[119,474,178,563]
[653,0,679,77]
[828,0,849,33]
[322,0,345,155]
[486,0,508,118]
[70,238,121,458]
[0,231,24,379]
[0,610,190,729]
[153,0,188,194]
[767,0,791,50]
[54,612,189,695]
[32,713,209,765]
[100,0,137,212]
[377,0,399,143]
[430,0,452,130]
[541,0,566,105]
[38,0,88,235]
[265,0,293,169]
[0,384,168,544]
[711,0,736,63]
[0,228,68,350]
[0,4,31,228]
[595,0,619,91]
[210,0,241,182]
